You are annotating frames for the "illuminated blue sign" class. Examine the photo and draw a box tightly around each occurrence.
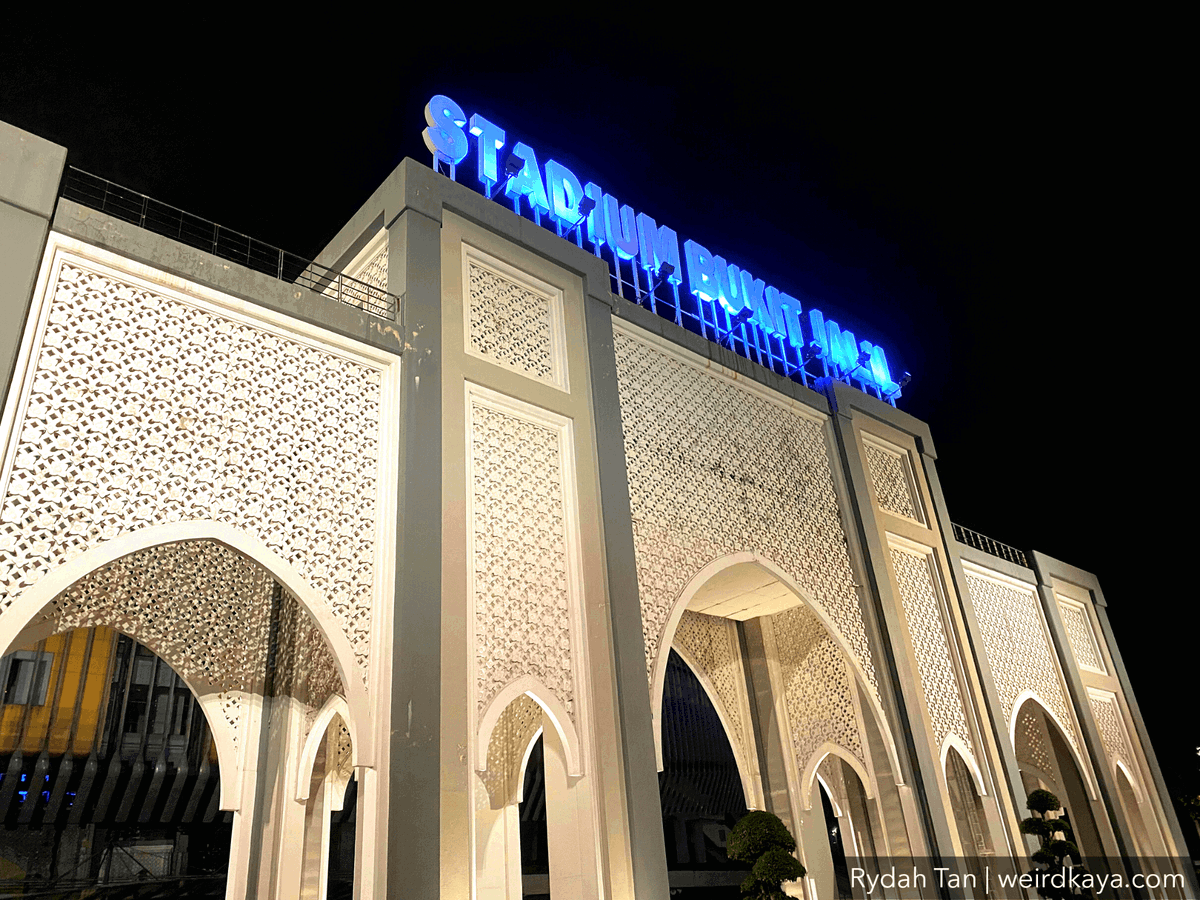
[423,95,904,401]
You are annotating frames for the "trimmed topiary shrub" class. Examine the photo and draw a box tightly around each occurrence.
[1019,790,1093,899]
[728,810,806,899]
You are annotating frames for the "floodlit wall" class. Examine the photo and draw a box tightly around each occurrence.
[0,118,1193,898]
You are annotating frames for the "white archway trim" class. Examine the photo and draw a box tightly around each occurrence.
[0,520,376,769]
[650,551,903,781]
[477,676,583,777]
[814,773,843,818]
[1115,760,1145,805]
[1010,690,1097,800]
[296,694,355,802]
[799,743,874,812]
[672,643,763,810]
[515,725,545,806]
[940,734,988,797]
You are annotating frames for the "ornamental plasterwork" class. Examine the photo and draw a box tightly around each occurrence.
[465,256,567,391]
[964,568,1082,757]
[0,256,384,684]
[673,610,749,766]
[863,439,921,522]
[1088,689,1134,775]
[888,544,975,761]
[818,751,849,812]
[351,242,388,293]
[1017,705,1056,781]
[479,694,543,809]
[611,327,878,704]
[1058,598,1106,673]
[470,395,576,723]
[42,539,343,762]
[773,604,865,772]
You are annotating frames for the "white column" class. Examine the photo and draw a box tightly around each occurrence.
[543,721,601,900]
[797,782,835,900]
[475,799,523,900]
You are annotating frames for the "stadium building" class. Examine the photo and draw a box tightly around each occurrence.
[0,104,1192,899]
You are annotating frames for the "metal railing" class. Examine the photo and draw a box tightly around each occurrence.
[59,168,398,320]
[952,523,1029,567]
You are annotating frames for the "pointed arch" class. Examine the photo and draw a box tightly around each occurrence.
[515,725,545,805]
[940,733,987,797]
[799,743,875,811]
[814,773,843,817]
[477,675,582,777]
[0,520,375,768]
[297,694,356,801]
[1115,760,1144,805]
[1010,690,1097,799]
[650,551,901,781]
[671,643,762,810]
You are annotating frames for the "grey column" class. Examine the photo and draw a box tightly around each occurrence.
[1093,600,1199,898]
[1029,555,1141,895]
[583,295,671,899]
[0,122,66,412]
[823,384,952,865]
[919,451,1030,860]
[387,207,444,899]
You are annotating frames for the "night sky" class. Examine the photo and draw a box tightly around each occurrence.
[3,21,1192,849]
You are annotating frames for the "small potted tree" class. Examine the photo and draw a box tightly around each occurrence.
[1020,789,1093,899]
[727,810,807,899]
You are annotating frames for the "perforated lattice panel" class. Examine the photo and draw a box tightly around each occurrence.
[966,571,1081,757]
[864,441,919,521]
[470,398,575,723]
[673,610,748,763]
[353,243,388,291]
[1089,691,1132,768]
[611,328,878,706]
[1017,706,1056,779]
[1059,600,1105,672]
[479,694,543,808]
[466,261,562,389]
[43,539,343,762]
[773,604,865,771]
[889,546,974,759]
[0,260,383,683]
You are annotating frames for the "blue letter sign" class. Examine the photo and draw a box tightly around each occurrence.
[423,95,904,401]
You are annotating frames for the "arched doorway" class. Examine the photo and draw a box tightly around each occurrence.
[0,536,363,897]
[650,556,905,898]
[0,627,229,888]
[474,690,590,900]
[659,649,749,896]
[1013,698,1102,858]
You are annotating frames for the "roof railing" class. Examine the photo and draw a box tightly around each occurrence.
[59,167,398,320]
[951,523,1029,567]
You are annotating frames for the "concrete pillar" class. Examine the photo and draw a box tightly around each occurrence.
[0,121,65,414]
[797,782,835,900]
[386,206,444,900]
[250,695,312,899]
[543,720,601,900]
[299,764,331,900]
[582,293,672,898]
[821,385,952,863]
[919,454,1036,866]
[475,799,523,900]
[740,619,798,837]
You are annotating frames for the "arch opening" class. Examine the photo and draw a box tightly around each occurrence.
[1013,697,1103,859]
[652,553,902,785]
[0,627,230,888]
[658,649,749,891]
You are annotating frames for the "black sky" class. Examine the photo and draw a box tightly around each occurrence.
[3,19,1193,845]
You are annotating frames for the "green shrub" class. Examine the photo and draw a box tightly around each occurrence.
[729,811,806,899]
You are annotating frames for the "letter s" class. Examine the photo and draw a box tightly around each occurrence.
[423,95,469,165]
